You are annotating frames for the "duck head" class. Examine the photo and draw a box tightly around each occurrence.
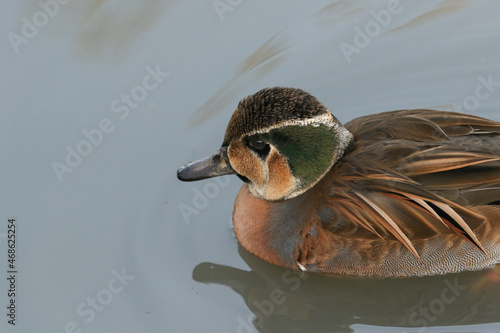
[177,87,354,201]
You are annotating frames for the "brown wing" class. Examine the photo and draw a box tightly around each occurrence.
[323,109,500,259]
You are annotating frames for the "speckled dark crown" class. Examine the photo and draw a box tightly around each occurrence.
[222,87,332,145]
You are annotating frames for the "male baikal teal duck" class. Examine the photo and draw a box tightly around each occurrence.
[177,87,500,277]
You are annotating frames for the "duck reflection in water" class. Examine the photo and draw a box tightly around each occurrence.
[193,245,500,333]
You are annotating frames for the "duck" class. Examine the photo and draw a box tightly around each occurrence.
[177,87,500,277]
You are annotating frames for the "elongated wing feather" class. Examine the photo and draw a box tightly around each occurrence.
[322,109,500,258]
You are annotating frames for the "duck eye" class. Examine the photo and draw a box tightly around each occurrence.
[249,139,266,151]
[246,137,270,158]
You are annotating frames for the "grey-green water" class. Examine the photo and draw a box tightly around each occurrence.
[2,1,500,332]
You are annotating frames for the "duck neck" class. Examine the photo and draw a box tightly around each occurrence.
[232,184,316,270]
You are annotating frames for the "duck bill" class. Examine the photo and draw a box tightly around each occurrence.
[177,146,237,181]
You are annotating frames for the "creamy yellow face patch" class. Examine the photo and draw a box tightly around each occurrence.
[228,140,298,201]
[228,140,265,188]
[263,147,296,200]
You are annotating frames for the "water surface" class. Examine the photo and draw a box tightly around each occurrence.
[1,1,500,332]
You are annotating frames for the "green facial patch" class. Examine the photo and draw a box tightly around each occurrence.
[262,124,338,189]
